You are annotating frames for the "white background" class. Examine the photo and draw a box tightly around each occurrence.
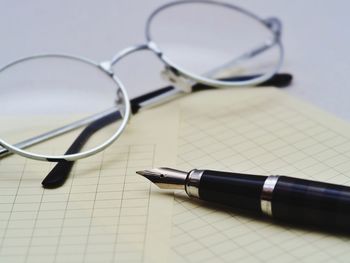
[1,0,350,120]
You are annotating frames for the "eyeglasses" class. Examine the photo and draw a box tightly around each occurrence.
[0,0,291,187]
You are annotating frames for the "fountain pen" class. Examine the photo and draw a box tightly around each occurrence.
[137,168,350,230]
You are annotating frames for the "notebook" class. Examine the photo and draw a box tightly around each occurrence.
[0,104,179,263]
[2,87,350,263]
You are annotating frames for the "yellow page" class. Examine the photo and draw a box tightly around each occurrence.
[170,88,350,263]
[0,104,178,263]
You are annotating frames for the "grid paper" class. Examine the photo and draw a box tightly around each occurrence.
[0,104,179,263]
[170,88,350,263]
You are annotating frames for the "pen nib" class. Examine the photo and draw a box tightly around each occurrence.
[136,167,188,190]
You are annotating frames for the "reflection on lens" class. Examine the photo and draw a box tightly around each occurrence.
[147,1,282,84]
[0,55,127,159]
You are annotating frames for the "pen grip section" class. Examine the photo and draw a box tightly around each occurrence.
[199,170,266,213]
[272,176,350,229]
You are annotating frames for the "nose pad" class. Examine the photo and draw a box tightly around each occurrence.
[115,88,126,117]
[161,67,193,93]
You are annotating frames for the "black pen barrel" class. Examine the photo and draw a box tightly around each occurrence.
[189,170,350,230]
[189,170,267,212]
[272,176,350,229]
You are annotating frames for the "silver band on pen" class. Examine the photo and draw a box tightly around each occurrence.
[185,169,204,198]
[260,175,280,217]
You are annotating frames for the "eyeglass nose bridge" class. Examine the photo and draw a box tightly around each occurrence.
[100,41,163,76]
[100,41,194,94]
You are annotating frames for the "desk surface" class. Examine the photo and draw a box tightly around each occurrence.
[1,0,350,120]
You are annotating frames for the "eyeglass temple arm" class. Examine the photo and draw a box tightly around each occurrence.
[0,86,180,161]
[0,107,119,159]
[193,73,291,91]
[204,42,276,79]
[41,86,177,188]
[205,17,282,79]
[42,72,292,188]
[41,111,122,188]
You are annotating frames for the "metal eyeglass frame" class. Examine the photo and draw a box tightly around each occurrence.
[0,0,284,163]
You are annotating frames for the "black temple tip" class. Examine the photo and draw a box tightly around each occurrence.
[259,73,293,88]
[42,161,74,189]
